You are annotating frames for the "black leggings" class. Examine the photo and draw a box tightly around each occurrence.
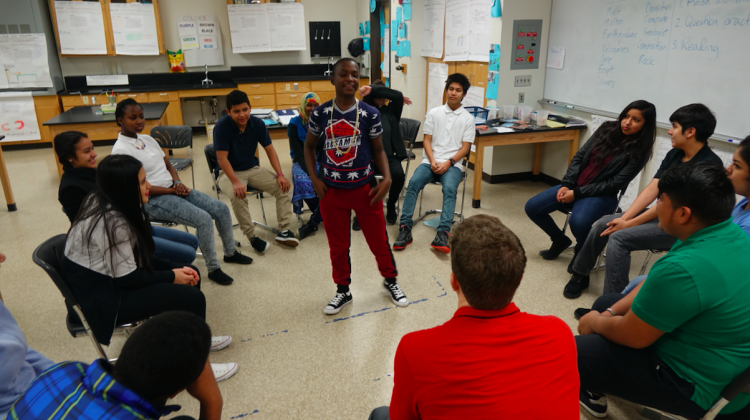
[304,197,323,224]
[117,259,206,324]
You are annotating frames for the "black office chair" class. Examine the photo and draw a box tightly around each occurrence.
[150,126,195,189]
[642,364,750,420]
[373,117,421,214]
[32,234,142,361]
[204,144,275,234]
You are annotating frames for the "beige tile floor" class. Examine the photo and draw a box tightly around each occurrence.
[0,134,658,419]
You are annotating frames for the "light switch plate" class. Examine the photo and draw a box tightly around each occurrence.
[514,75,532,87]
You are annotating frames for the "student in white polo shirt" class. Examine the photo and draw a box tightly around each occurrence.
[393,74,475,254]
[111,99,253,286]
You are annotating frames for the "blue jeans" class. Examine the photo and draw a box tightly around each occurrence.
[399,163,462,232]
[622,275,647,294]
[151,225,200,266]
[524,185,618,252]
[145,190,237,272]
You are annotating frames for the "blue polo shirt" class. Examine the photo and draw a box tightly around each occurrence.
[213,115,272,171]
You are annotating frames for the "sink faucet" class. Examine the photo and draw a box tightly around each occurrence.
[323,57,332,77]
[201,64,213,85]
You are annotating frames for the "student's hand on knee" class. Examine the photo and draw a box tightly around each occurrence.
[577,311,601,335]
[173,268,198,286]
[277,174,291,194]
[557,187,569,201]
[559,190,575,204]
[430,161,440,173]
[174,183,191,196]
[232,180,247,199]
[601,218,630,236]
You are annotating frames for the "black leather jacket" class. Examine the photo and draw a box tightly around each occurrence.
[561,130,649,200]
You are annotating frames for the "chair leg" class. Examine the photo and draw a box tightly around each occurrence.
[639,250,654,276]
[456,175,467,223]
[250,194,279,234]
[74,305,109,360]
[561,213,571,236]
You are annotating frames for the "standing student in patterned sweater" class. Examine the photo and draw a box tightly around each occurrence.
[304,58,409,315]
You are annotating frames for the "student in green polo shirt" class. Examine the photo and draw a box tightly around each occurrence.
[575,162,750,419]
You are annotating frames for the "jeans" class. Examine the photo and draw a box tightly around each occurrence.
[571,213,676,293]
[151,225,199,266]
[622,275,647,294]
[144,190,237,272]
[399,163,462,232]
[524,185,618,253]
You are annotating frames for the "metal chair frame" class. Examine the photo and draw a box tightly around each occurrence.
[638,248,668,276]
[150,126,195,190]
[414,155,469,225]
[32,234,143,362]
[204,144,277,235]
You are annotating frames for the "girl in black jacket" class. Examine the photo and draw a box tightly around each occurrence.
[525,100,657,261]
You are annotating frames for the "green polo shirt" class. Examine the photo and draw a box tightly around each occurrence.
[632,219,750,413]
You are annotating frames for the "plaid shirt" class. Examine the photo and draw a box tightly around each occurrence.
[8,359,181,420]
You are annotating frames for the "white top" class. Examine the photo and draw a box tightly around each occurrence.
[111,133,174,188]
[422,103,476,169]
[64,197,137,278]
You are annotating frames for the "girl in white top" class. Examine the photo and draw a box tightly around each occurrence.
[110,99,252,286]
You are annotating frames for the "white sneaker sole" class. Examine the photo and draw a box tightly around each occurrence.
[579,400,608,418]
[276,237,300,247]
[211,362,238,382]
[210,336,232,352]
[391,297,409,307]
[324,298,352,315]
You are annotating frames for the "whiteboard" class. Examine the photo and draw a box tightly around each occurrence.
[544,0,750,139]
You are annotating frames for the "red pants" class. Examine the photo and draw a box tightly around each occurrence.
[320,184,398,285]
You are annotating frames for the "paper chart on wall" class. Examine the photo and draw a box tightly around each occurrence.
[382,28,390,78]
[109,3,160,55]
[464,86,484,108]
[427,62,449,112]
[0,34,53,88]
[547,46,566,70]
[590,114,615,135]
[53,1,108,55]
[421,0,445,58]
[0,66,9,89]
[650,137,673,178]
[180,16,224,67]
[618,173,642,212]
[444,0,470,62]
[267,3,306,51]
[227,4,271,53]
[467,0,491,62]
[178,22,199,50]
[0,92,41,141]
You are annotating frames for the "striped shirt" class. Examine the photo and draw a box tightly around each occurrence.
[9,360,180,420]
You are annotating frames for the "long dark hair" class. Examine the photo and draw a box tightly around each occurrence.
[592,100,657,163]
[739,136,750,181]
[72,154,154,271]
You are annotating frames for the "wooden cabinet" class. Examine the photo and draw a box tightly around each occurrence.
[248,94,276,107]
[276,93,304,106]
[147,92,179,102]
[116,92,149,103]
[275,82,311,94]
[310,80,334,93]
[317,92,335,104]
[238,83,275,95]
[33,96,62,145]
[48,0,166,57]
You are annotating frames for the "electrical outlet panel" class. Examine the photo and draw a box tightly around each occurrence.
[82,96,89,105]
[519,92,525,103]
[511,19,542,70]
[514,75,532,87]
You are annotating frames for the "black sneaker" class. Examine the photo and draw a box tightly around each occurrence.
[223,250,253,265]
[564,274,590,299]
[386,204,398,225]
[207,268,233,286]
[574,308,592,320]
[383,280,409,306]
[298,221,319,240]
[352,217,361,231]
[275,230,300,247]
[539,235,573,260]
[580,389,608,418]
[393,225,412,250]
[431,231,450,254]
[323,291,353,315]
[250,236,269,253]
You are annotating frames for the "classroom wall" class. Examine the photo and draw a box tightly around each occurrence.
[57,0,359,76]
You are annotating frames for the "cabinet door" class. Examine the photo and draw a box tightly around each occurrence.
[148,92,180,102]
[116,93,149,103]
[238,83,275,95]
[247,94,276,107]
[275,82,311,94]
[310,80,335,93]
[276,93,304,106]
[34,96,62,144]
[62,95,86,111]
[165,101,183,126]
[472,63,488,91]
[317,91,335,104]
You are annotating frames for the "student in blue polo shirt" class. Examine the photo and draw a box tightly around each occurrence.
[304,58,409,315]
[214,90,298,253]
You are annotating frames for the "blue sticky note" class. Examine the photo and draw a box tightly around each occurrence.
[380,62,384,70]
[485,71,499,100]
[391,37,398,51]
[397,7,403,23]
[398,22,407,38]
[403,4,412,20]
[370,0,376,12]
[403,40,411,57]
[403,0,410,3]
[379,8,385,24]
[491,0,502,17]
[365,21,370,35]
[489,44,501,71]
[381,38,384,52]
[385,79,389,87]
[359,23,364,37]
[363,37,370,50]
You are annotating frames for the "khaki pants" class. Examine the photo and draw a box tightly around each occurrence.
[218,166,292,239]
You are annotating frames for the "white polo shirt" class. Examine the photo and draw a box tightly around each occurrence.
[111,133,174,188]
[422,103,476,169]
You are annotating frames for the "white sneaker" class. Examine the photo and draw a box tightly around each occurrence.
[211,362,238,382]
[210,335,232,352]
